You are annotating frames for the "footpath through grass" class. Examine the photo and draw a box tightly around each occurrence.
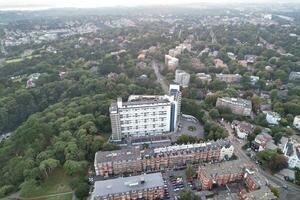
[44,193,73,200]
[20,168,73,198]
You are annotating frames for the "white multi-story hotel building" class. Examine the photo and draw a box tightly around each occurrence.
[110,85,181,141]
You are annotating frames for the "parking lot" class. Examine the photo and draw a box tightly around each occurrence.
[161,168,198,200]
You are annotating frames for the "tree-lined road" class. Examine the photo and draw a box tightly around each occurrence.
[152,61,168,93]
[221,121,300,199]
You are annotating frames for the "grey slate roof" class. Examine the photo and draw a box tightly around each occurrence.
[91,173,164,198]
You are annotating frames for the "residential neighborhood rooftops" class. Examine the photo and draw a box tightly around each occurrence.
[91,173,164,198]
[255,132,273,144]
[265,111,280,118]
[149,139,232,155]
[237,122,254,134]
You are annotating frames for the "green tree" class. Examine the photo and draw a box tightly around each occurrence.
[0,185,14,198]
[268,154,288,173]
[20,179,40,197]
[75,182,90,199]
[270,186,280,198]
[180,189,199,200]
[39,159,60,178]
[185,165,195,180]
[209,109,220,119]
[209,80,227,91]
[295,168,300,185]
[176,134,197,144]
[285,128,294,137]
[63,160,88,175]
[253,127,262,135]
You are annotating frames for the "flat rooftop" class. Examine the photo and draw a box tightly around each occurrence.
[95,146,141,163]
[110,95,172,111]
[92,173,164,198]
[199,160,244,176]
[218,97,252,109]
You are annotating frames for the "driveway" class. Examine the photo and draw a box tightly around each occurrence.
[171,116,205,142]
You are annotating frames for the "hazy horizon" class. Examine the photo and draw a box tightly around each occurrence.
[1,0,300,11]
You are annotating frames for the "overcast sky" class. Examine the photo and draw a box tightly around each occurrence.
[0,0,297,10]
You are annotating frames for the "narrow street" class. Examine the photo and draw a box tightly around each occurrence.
[152,60,169,93]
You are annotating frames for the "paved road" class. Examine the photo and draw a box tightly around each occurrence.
[170,117,204,142]
[220,121,300,199]
[152,60,168,93]
[210,30,217,44]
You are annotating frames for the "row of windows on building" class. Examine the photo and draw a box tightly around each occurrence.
[121,118,166,125]
[121,124,166,131]
[119,106,167,113]
[120,111,167,118]
[122,129,166,135]
[101,187,162,197]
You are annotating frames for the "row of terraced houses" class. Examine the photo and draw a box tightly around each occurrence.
[94,140,234,177]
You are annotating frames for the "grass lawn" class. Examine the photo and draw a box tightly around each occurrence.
[44,193,73,200]
[21,168,73,198]
[5,55,41,64]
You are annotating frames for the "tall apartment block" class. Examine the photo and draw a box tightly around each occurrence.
[175,69,190,88]
[94,140,234,177]
[165,55,179,70]
[216,97,252,116]
[110,85,181,141]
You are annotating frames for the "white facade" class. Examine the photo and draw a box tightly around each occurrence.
[293,116,300,130]
[165,55,179,70]
[110,85,181,141]
[235,122,253,140]
[169,49,181,57]
[169,43,192,57]
[283,140,300,169]
[287,155,300,169]
[236,128,248,139]
[227,52,236,60]
[219,145,234,160]
[265,111,281,125]
[250,76,260,85]
[175,70,190,88]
